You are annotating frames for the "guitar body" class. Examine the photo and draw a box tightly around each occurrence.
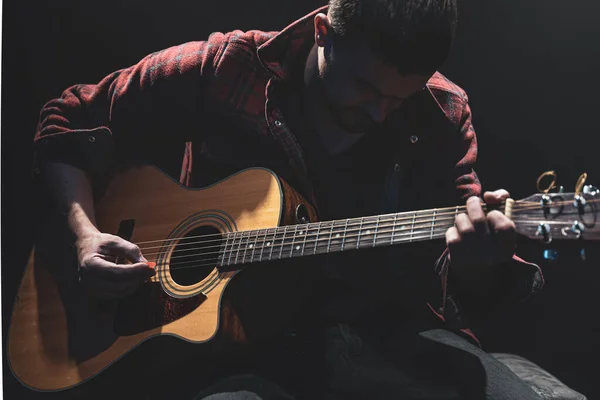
[8,166,316,393]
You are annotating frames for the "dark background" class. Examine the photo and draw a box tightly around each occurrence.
[2,0,599,398]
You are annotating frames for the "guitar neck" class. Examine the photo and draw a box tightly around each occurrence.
[218,207,459,267]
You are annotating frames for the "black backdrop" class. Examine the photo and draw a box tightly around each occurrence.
[3,0,599,397]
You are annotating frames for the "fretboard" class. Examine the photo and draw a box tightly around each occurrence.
[218,207,460,267]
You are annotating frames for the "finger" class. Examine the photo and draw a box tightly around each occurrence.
[465,196,489,237]
[102,237,147,263]
[487,210,517,259]
[445,226,460,248]
[85,257,156,281]
[483,189,510,205]
[445,227,468,265]
[455,212,475,239]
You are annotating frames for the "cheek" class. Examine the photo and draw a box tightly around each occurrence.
[322,66,363,107]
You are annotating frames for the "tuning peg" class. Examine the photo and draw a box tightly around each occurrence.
[536,170,558,194]
[575,173,588,195]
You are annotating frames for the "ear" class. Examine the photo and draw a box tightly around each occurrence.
[314,13,332,47]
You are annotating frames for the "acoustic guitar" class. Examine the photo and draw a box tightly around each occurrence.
[7,165,599,393]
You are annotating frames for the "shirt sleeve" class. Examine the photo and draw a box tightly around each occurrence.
[32,36,225,183]
[434,100,545,327]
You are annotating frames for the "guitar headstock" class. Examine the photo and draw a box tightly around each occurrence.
[514,172,599,243]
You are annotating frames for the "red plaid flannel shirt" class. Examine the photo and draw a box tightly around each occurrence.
[33,6,543,341]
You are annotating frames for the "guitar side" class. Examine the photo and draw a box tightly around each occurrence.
[7,166,285,392]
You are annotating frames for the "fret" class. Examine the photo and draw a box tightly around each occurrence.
[361,217,376,249]
[331,220,346,252]
[242,231,251,263]
[249,229,259,263]
[223,233,232,267]
[240,230,250,264]
[326,221,335,253]
[278,226,287,260]
[227,232,235,266]
[341,219,349,251]
[313,222,321,255]
[268,228,277,261]
[430,209,437,239]
[410,212,416,243]
[258,228,268,263]
[289,224,298,258]
[377,215,394,246]
[391,214,398,244]
[373,216,380,247]
[356,217,364,249]
[301,224,308,256]
[233,231,243,265]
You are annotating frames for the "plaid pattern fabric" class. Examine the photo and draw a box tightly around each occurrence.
[33,6,543,340]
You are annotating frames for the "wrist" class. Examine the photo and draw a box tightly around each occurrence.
[68,203,100,240]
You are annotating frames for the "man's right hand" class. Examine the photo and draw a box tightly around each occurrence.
[75,231,156,299]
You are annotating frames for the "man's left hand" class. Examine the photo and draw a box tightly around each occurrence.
[445,189,517,294]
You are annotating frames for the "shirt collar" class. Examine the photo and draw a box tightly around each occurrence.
[256,6,327,81]
[256,6,447,116]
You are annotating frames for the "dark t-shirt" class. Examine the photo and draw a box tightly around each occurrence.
[275,65,438,327]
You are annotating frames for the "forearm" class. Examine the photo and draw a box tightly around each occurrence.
[42,161,100,239]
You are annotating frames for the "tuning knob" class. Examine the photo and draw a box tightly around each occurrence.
[536,223,552,243]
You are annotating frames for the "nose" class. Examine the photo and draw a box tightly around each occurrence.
[366,98,402,124]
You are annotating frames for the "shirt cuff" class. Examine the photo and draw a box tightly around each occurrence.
[33,127,114,184]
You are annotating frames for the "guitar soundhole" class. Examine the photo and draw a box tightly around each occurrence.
[169,226,223,286]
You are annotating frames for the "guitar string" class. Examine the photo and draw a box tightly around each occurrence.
[141,214,589,261]
[136,199,600,250]
[151,219,600,273]
[142,214,465,258]
[147,231,457,282]
[135,197,599,256]
[146,231,453,280]
[134,198,599,250]
[142,213,568,260]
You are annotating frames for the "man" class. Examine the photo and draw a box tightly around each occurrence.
[32,0,544,398]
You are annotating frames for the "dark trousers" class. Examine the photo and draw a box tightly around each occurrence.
[192,327,542,400]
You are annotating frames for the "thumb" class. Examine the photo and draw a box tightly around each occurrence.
[108,237,147,264]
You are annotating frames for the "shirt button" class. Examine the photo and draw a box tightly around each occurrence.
[274,120,283,127]
[394,164,401,172]
[410,135,419,144]
[88,135,96,143]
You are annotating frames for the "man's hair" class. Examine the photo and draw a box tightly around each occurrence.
[327,0,458,76]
